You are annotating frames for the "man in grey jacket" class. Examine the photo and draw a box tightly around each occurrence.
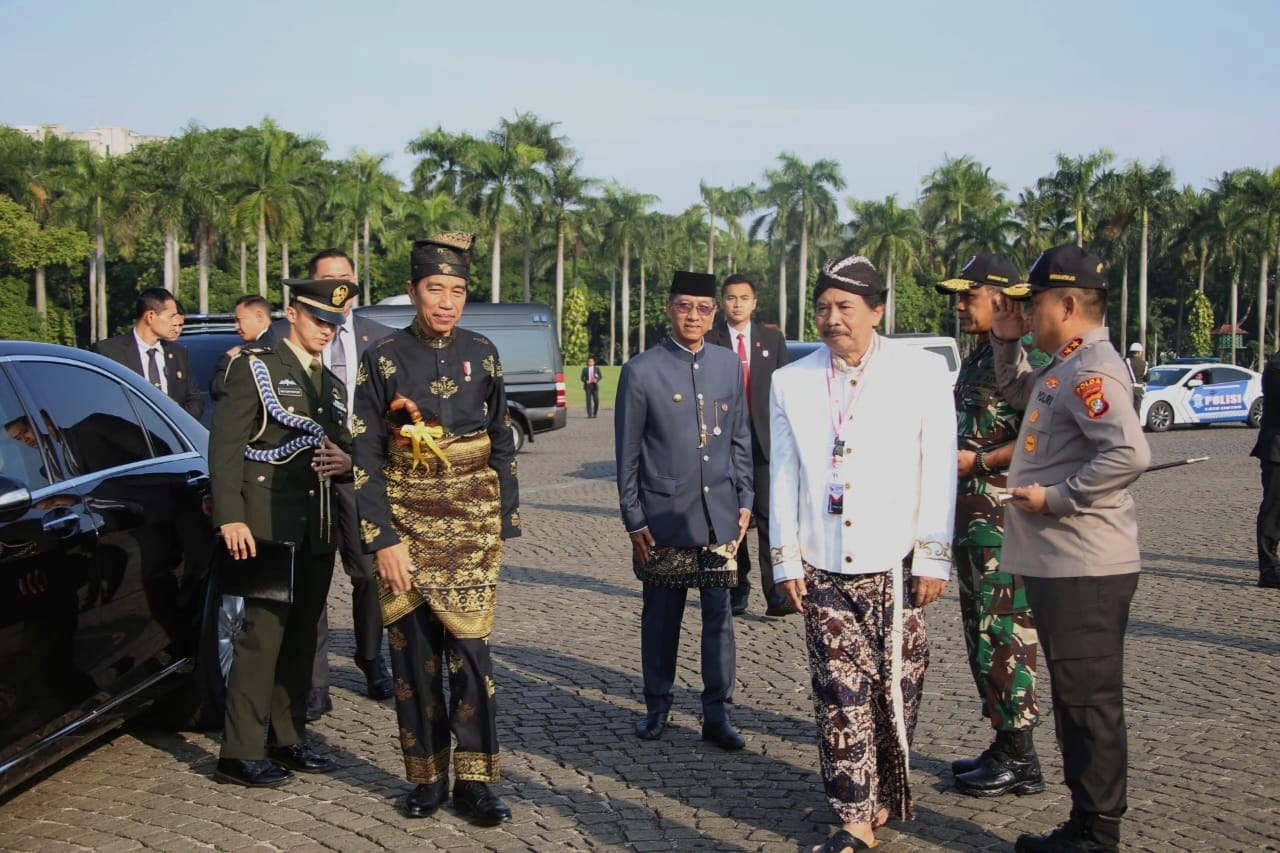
[615,270,753,751]
[990,245,1150,853]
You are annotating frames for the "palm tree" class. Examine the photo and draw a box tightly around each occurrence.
[462,133,546,303]
[546,159,593,340]
[920,155,1006,229]
[849,195,925,333]
[751,176,796,335]
[1119,161,1177,352]
[337,149,401,303]
[602,183,658,362]
[20,133,80,316]
[407,127,478,198]
[1037,150,1115,247]
[1010,188,1061,270]
[229,118,324,297]
[1239,167,1280,357]
[60,144,124,340]
[770,154,845,339]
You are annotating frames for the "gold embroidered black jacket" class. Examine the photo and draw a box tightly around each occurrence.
[351,324,521,550]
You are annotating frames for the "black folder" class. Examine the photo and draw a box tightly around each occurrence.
[213,536,295,603]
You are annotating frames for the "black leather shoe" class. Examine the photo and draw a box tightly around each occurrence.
[1015,820,1118,853]
[764,603,799,618]
[267,742,338,774]
[402,779,449,818]
[730,596,749,616]
[214,758,294,788]
[1259,573,1280,588]
[701,720,746,751]
[453,781,512,826]
[357,658,395,700]
[635,712,669,740]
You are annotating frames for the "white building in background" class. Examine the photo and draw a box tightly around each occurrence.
[10,124,169,156]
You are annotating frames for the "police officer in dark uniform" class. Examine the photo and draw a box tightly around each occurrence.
[211,279,355,788]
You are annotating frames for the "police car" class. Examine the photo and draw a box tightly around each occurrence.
[1139,360,1263,432]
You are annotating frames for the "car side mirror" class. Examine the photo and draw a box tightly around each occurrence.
[0,475,33,517]
[1187,378,1205,388]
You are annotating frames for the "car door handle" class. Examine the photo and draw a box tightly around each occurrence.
[186,472,210,491]
[41,509,81,538]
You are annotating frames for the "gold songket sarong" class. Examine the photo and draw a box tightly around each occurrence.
[378,429,502,638]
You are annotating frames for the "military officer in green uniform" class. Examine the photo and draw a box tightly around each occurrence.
[211,278,355,788]
[936,254,1046,798]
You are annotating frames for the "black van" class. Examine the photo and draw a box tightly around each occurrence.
[356,299,566,451]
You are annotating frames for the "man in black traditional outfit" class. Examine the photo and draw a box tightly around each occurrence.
[352,232,519,825]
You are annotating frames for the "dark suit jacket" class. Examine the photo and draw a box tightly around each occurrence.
[91,333,204,420]
[581,366,602,387]
[705,320,788,461]
[1252,352,1280,462]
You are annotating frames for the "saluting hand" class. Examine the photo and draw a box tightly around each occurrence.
[376,543,415,595]
[990,293,1029,341]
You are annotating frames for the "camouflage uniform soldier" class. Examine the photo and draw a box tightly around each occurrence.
[936,254,1045,798]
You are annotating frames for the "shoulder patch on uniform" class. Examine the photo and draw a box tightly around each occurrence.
[1074,376,1109,419]
[1045,376,1061,390]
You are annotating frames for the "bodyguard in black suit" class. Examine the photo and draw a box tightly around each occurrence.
[705,273,791,616]
[1251,350,1280,588]
[581,358,603,418]
[90,288,204,420]
[266,251,396,717]
[210,295,274,402]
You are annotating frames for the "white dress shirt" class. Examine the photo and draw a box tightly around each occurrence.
[133,330,168,395]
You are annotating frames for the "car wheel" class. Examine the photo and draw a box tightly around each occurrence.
[161,579,241,730]
[509,419,525,453]
[1249,397,1264,428]
[1146,401,1174,433]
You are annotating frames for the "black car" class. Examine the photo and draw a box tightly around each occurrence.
[0,341,222,797]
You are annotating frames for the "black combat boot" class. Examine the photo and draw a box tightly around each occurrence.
[951,741,994,775]
[1015,813,1120,853]
[955,728,1045,797]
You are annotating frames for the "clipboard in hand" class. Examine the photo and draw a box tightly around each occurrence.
[213,535,295,603]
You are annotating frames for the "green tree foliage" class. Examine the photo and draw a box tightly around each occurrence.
[1187,290,1213,357]
[0,276,74,343]
[562,284,589,364]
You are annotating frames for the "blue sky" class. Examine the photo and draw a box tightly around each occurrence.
[3,0,1277,214]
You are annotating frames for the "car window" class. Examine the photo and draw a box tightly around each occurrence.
[14,362,154,478]
[490,328,554,375]
[1210,367,1251,384]
[126,388,187,457]
[0,369,52,491]
[1147,367,1189,388]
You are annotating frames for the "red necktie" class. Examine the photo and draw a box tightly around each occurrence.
[737,332,751,413]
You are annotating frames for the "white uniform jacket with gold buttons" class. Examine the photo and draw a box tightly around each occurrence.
[769,336,956,584]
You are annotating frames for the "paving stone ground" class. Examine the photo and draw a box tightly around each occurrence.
[1,412,1278,851]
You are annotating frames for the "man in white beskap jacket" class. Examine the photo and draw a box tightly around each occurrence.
[769,254,956,853]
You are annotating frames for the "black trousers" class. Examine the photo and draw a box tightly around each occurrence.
[311,478,385,699]
[1023,573,1139,820]
[732,458,780,609]
[387,606,500,785]
[640,585,736,722]
[1257,461,1280,582]
[584,384,600,417]
[221,549,334,759]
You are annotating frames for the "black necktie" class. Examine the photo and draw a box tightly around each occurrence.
[146,348,162,389]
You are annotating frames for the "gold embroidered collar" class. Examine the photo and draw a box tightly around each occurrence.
[412,320,455,349]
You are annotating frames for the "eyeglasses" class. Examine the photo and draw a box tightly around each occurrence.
[672,301,715,316]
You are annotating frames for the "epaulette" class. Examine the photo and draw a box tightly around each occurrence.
[241,344,274,356]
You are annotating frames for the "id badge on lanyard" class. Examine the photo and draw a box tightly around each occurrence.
[827,438,845,515]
